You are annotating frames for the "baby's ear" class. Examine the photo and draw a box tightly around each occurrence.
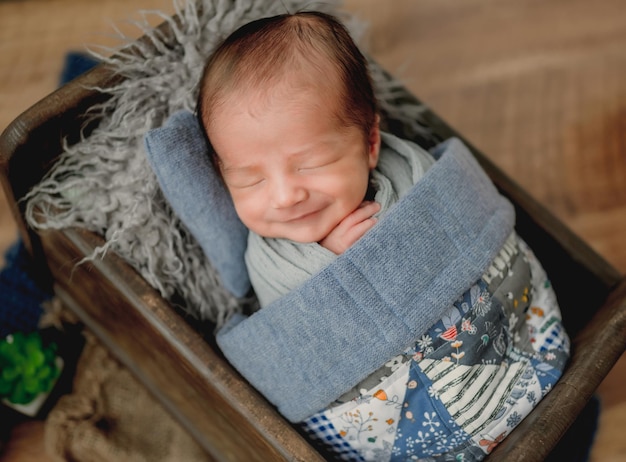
[368,115,381,168]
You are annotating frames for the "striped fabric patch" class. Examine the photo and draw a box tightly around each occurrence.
[419,359,527,435]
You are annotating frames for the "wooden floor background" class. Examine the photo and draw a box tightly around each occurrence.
[1,0,624,460]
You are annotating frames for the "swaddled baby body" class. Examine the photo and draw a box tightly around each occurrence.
[197,12,570,461]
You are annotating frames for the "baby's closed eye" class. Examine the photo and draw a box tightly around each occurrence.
[224,173,264,189]
[297,154,340,172]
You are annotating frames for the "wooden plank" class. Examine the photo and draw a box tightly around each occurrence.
[0,63,120,261]
[38,226,325,462]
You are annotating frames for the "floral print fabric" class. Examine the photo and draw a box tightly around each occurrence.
[303,233,569,461]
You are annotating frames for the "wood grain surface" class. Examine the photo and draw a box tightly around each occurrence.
[1,1,624,460]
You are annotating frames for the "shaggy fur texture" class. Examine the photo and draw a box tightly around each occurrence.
[24,0,436,327]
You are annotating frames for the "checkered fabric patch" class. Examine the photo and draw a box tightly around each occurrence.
[302,414,365,462]
[538,321,569,353]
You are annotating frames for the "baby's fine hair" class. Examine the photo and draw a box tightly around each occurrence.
[196,11,377,169]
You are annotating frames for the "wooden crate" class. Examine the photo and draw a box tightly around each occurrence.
[1,19,625,462]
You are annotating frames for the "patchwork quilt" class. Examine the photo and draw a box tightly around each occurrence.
[303,233,569,461]
[216,138,570,461]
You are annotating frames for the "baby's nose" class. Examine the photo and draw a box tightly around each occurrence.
[270,176,307,208]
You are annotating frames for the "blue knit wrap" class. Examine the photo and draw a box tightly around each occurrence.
[217,137,515,422]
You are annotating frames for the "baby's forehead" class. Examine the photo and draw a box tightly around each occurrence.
[217,62,344,109]
[238,50,340,89]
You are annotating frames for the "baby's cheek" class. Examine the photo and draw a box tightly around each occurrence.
[231,199,259,227]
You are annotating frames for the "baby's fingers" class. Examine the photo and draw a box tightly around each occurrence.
[348,214,378,238]
[346,201,380,225]
[319,202,380,254]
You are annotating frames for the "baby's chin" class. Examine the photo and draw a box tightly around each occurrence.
[253,224,334,245]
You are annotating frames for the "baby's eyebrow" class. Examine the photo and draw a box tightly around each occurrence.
[290,142,337,161]
[221,164,257,175]
[218,157,256,172]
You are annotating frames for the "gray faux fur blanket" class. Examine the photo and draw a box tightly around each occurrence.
[24,0,436,327]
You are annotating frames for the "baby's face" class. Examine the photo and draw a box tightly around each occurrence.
[207,86,379,243]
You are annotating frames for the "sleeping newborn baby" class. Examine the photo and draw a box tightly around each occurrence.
[196,11,570,462]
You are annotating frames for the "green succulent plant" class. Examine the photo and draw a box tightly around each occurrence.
[0,331,61,405]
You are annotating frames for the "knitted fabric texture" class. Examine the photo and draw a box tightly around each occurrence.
[45,331,210,462]
[23,0,438,327]
[0,242,53,338]
[218,138,516,422]
[144,110,250,298]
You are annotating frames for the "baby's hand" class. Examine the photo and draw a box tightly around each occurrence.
[319,201,381,254]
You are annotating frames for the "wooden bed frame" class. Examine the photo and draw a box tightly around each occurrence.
[1,18,625,462]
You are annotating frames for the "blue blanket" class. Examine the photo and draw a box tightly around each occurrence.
[217,138,516,422]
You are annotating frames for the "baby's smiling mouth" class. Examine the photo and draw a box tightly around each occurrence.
[279,206,324,223]
[286,209,321,222]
